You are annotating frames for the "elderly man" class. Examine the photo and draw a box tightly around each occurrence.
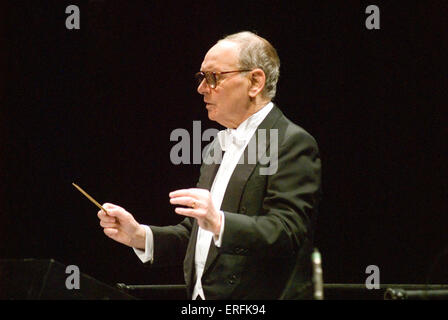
[97,31,321,300]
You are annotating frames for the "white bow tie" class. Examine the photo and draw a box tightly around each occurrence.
[217,129,247,151]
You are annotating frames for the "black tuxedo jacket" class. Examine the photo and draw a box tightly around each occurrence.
[149,105,321,299]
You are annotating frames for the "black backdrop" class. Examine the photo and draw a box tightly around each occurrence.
[2,1,447,290]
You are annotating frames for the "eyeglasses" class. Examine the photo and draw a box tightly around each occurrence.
[195,70,252,89]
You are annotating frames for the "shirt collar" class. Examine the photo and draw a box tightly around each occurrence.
[228,102,274,140]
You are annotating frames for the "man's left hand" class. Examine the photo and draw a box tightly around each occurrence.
[169,188,221,236]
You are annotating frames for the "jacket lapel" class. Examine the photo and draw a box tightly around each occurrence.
[184,140,222,291]
[196,140,222,191]
[202,105,283,277]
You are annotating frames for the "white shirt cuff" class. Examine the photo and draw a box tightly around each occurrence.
[132,225,154,263]
[213,210,225,247]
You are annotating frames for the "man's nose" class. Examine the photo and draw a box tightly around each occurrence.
[197,79,210,95]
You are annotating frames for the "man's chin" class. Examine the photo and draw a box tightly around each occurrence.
[207,109,217,121]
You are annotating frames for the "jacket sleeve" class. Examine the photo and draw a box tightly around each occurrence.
[149,217,193,267]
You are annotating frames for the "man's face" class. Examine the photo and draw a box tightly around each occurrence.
[197,41,251,129]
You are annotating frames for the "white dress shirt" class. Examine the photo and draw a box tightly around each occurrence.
[134,102,274,300]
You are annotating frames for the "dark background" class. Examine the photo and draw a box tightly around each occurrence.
[1,0,447,290]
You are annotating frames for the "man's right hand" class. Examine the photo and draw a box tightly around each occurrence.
[97,203,146,250]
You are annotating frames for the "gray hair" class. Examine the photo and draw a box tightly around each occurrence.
[219,31,280,100]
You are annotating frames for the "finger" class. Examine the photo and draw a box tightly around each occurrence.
[104,228,118,237]
[97,210,116,222]
[100,203,119,216]
[169,188,205,198]
[100,220,119,228]
[169,189,190,198]
[174,207,199,218]
[169,196,199,207]
[103,207,127,219]
[102,203,126,211]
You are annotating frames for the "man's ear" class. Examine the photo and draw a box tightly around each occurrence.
[248,68,266,98]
